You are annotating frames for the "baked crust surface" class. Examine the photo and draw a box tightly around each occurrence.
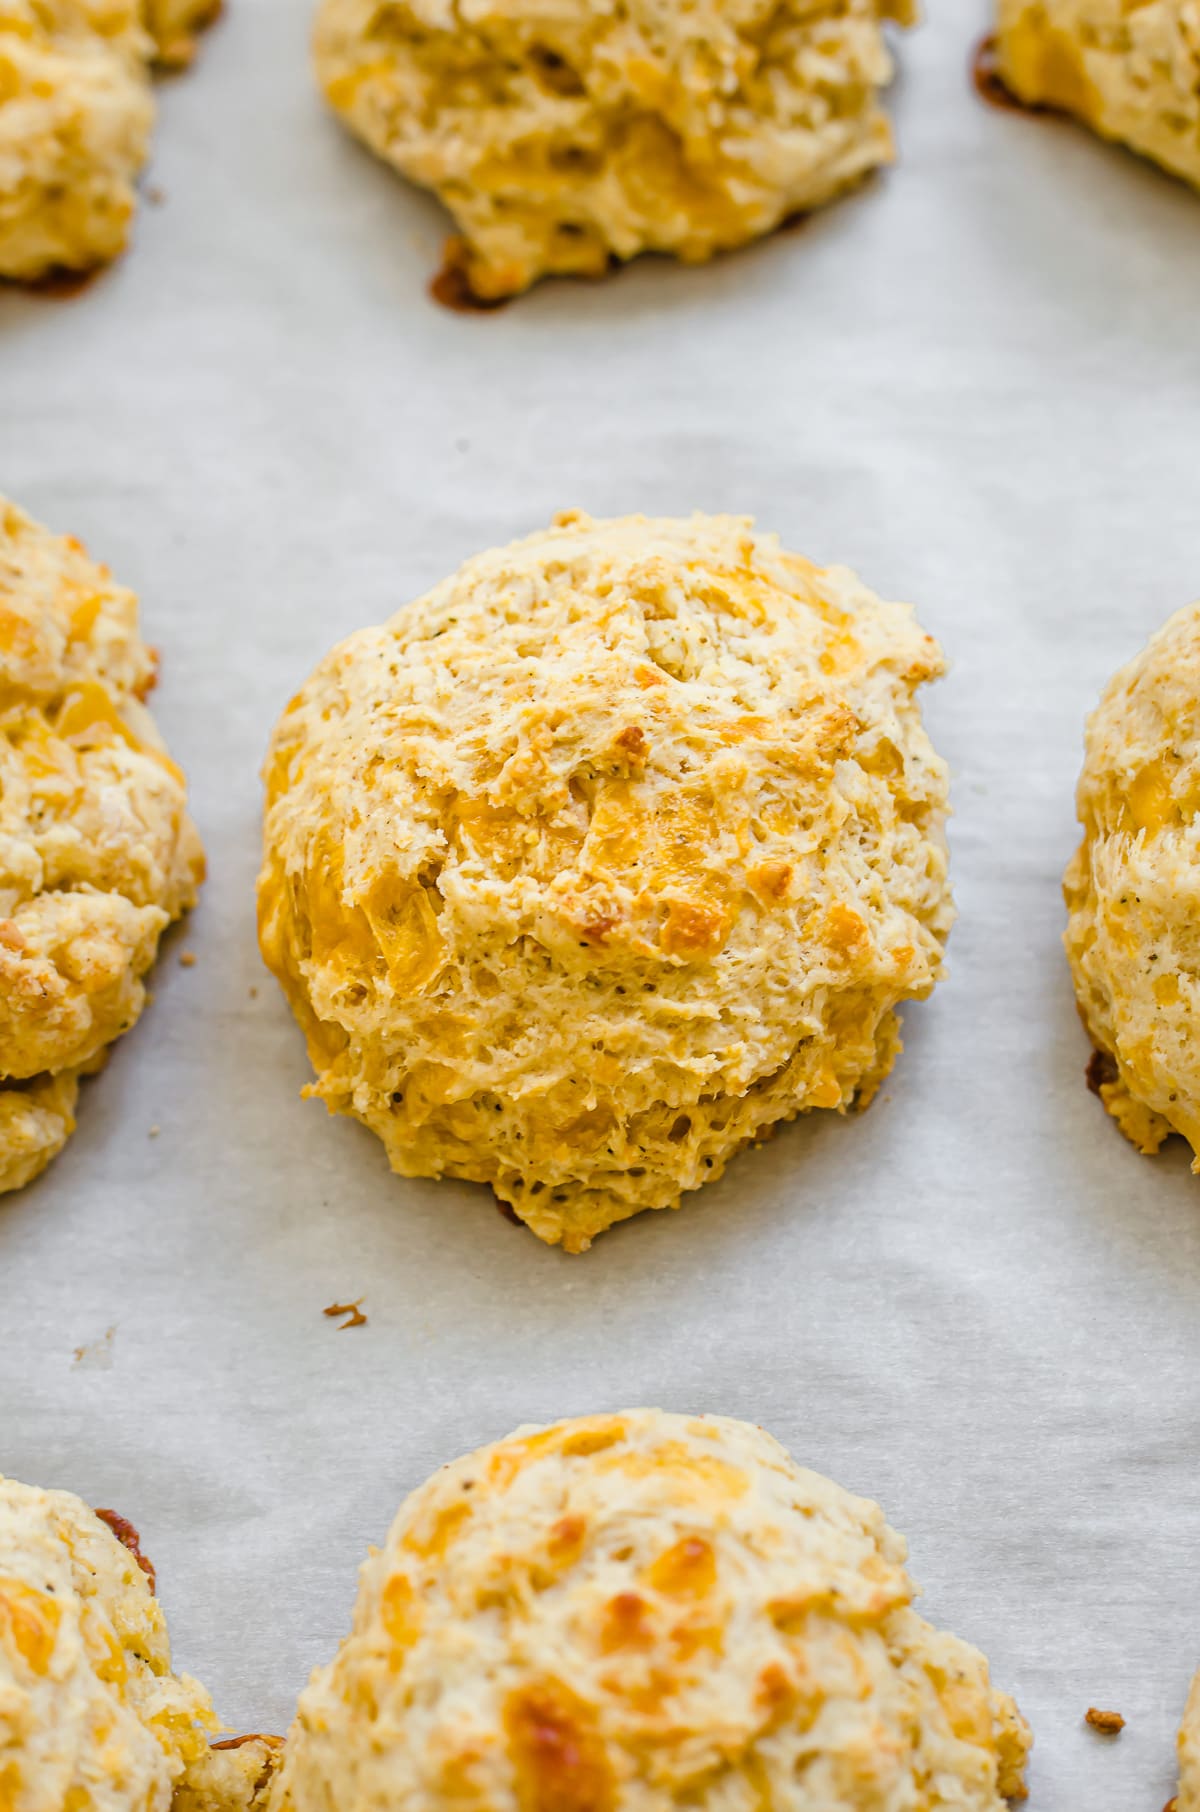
[259,511,952,1249]
[313,0,916,299]
[269,1409,1030,1812]
[0,496,204,1192]
[0,0,217,278]
[995,0,1200,190]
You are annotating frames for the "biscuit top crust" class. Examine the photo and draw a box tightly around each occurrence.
[0,0,218,280]
[0,1476,215,1812]
[0,497,203,1089]
[1179,1667,1200,1812]
[1065,599,1200,1158]
[259,511,952,1247]
[269,1409,1030,1812]
[314,0,917,298]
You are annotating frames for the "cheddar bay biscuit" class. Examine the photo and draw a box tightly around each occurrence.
[268,1409,1031,1812]
[1065,600,1200,1162]
[259,511,952,1249]
[0,497,204,1193]
[0,1476,215,1812]
[0,0,217,280]
[994,0,1200,192]
[313,0,916,301]
[0,1476,281,1812]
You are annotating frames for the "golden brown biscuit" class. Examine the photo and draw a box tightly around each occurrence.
[1179,1668,1200,1812]
[258,511,953,1250]
[0,496,204,1193]
[1064,600,1200,1163]
[268,1409,1031,1812]
[0,0,216,280]
[0,1477,217,1812]
[995,0,1200,192]
[313,0,916,301]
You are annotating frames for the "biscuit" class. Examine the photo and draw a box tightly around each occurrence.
[1180,1668,1200,1812]
[0,1476,216,1812]
[1064,600,1200,1163]
[268,1409,1031,1812]
[0,496,204,1193]
[995,0,1200,192]
[175,1740,286,1812]
[312,0,916,301]
[259,511,953,1250]
[0,0,215,280]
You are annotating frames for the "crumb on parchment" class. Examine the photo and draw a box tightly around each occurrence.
[323,1299,367,1330]
[1085,1707,1125,1733]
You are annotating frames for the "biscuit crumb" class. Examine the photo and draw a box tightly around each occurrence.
[259,513,952,1251]
[993,1,1200,190]
[316,0,916,301]
[323,1299,367,1329]
[1085,1707,1125,1734]
[269,1410,1031,1808]
[248,985,258,998]
[179,951,196,967]
[0,499,202,1196]
[149,1125,160,1138]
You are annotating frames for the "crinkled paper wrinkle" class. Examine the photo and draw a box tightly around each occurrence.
[0,0,218,278]
[0,1475,217,1812]
[314,0,917,298]
[259,511,952,1250]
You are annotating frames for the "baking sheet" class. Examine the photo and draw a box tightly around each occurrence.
[3,3,1200,1804]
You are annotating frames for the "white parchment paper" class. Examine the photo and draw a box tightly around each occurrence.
[2,4,1199,1805]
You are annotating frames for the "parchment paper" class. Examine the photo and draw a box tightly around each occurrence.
[2,4,1199,1805]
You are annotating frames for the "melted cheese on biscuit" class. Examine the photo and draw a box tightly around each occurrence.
[259,511,952,1249]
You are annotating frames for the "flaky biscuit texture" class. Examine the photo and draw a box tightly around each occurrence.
[0,496,203,1192]
[258,512,952,1250]
[269,1410,1030,1812]
[0,1477,216,1812]
[174,1739,286,1812]
[0,0,215,277]
[1064,600,1200,1163]
[313,0,915,300]
[996,0,1200,191]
